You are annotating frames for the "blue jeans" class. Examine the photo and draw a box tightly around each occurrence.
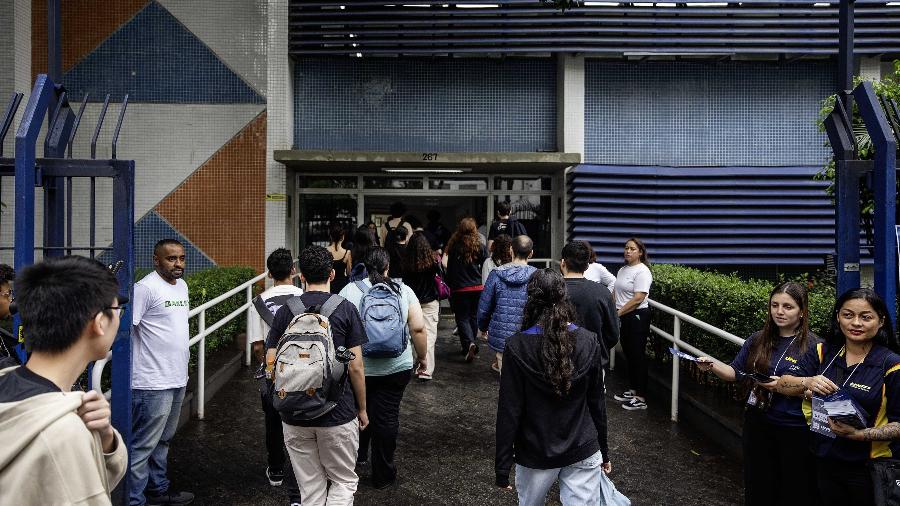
[130,387,185,506]
[515,450,605,506]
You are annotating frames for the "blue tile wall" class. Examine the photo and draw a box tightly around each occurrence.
[294,57,556,152]
[63,2,263,104]
[98,210,215,273]
[584,60,833,166]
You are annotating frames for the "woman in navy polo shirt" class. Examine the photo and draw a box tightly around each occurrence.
[697,281,818,506]
[779,288,900,506]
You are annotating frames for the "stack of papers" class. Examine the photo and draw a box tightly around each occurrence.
[823,395,868,430]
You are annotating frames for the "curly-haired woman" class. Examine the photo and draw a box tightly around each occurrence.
[443,217,487,362]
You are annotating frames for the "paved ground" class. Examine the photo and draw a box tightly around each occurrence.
[168,317,743,505]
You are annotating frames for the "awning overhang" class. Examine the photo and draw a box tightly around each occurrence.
[274,149,580,174]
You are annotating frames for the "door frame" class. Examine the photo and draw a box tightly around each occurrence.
[292,172,564,267]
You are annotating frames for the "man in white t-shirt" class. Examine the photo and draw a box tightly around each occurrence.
[247,248,303,505]
[129,239,194,506]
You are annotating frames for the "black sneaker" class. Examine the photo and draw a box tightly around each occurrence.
[146,490,195,505]
[622,398,648,411]
[266,466,284,486]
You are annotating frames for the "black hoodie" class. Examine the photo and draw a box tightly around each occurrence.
[495,325,609,487]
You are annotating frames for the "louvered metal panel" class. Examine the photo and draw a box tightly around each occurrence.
[568,165,836,266]
[290,1,900,56]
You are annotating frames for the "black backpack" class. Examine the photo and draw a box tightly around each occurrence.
[384,219,407,245]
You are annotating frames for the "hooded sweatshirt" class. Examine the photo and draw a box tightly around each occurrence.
[477,264,537,353]
[495,325,609,487]
[0,367,127,505]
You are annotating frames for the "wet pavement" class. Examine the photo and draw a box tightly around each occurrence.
[167,317,743,505]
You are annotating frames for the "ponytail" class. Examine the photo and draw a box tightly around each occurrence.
[363,246,400,294]
[522,269,577,397]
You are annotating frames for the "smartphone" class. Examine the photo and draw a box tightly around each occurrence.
[748,372,776,383]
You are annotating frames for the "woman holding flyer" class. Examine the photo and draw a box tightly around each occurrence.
[696,281,818,506]
[777,288,900,506]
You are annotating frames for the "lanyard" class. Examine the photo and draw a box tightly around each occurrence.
[821,346,865,387]
[771,336,796,375]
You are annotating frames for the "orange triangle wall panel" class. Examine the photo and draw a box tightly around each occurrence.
[155,112,267,271]
[33,0,149,79]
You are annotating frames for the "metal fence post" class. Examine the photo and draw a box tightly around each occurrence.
[246,284,253,366]
[671,316,681,422]
[198,310,206,420]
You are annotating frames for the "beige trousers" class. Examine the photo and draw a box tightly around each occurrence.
[420,300,440,376]
[283,419,360,506]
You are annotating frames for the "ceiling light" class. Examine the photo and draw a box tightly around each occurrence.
[381,168,472,173]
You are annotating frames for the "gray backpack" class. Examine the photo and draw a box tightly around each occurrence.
[272,295,348,420]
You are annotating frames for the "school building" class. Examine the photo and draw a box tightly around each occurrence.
[1,1,898,274]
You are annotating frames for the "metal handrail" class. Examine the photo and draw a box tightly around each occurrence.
[92,270,274,418]
[610,297,746,422]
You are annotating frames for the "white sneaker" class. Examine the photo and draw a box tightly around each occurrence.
[622,398,648,411]
[613,390,635,402]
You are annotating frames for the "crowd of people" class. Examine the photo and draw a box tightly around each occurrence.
[1,200,899,506]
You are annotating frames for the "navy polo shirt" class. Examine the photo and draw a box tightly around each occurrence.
[796,342,900,463]
[730,331,819,427]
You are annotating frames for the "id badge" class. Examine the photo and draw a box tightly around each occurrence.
[810,396,836,439]
[747,390,758,407]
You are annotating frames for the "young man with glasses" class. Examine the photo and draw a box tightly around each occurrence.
[129,239,194,506]
[0,256,128,504]
[0,263,16,364]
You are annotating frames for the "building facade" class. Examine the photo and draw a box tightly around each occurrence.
[1,1,897,273]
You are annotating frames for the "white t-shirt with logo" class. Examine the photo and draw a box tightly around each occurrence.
[247,284,303,344]
[131,271,191,390]
[614,263,653,311]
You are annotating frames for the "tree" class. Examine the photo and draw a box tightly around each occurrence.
[816,60,900,248]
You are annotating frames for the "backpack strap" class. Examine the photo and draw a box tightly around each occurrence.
[286,296,307,317]
[319,294,343,320]
[252,295,276,327]
[354,280,370,295]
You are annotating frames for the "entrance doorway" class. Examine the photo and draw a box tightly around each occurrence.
[294,174,560,265]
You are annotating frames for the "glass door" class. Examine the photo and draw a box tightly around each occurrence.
[298,193,358,249]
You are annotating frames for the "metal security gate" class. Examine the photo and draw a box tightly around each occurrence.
[1,74,135,500]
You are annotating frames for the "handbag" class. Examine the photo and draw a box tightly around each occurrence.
[434,272,451,301]
[433,262,451,301]
[871,458,900,506]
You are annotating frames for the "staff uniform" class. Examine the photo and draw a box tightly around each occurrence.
[795,342,900,506]
[730,331,820,506]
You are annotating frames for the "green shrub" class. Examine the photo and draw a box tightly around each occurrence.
[185,266,260,360]
[650,264,834,362]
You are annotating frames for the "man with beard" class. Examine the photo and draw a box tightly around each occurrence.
[129,239,194,505]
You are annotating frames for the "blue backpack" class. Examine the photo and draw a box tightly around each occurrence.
[355,280,408,358]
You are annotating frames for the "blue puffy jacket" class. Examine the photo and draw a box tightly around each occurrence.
[477,264,537,353]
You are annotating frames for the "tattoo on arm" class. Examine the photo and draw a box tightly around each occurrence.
[862,423,900,442]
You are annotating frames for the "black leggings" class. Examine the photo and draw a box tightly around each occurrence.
[358,370,412,488]
[620,307,651,397]
[816,456,874,506]
[451,290,481,353]
[742,409,816,506]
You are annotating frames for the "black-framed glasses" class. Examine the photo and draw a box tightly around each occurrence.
[104,305,127,317]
